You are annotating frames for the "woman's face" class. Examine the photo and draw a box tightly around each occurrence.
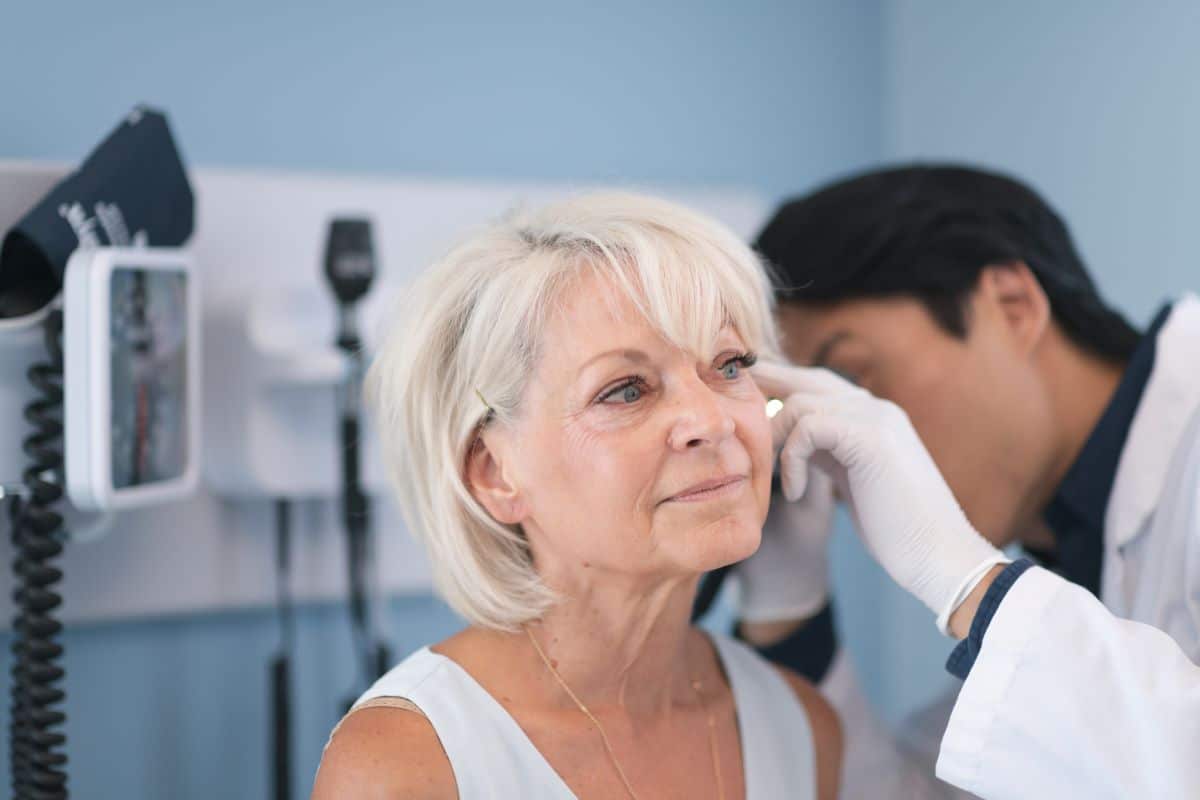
[473,273,773,588]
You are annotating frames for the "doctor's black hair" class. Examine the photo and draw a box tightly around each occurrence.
[755,164,1141,362]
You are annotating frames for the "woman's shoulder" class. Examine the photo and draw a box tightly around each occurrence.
[312,638,474,800]
[352,629,484,707]
[772,664,843,800]
[312,704,456,800]
[312,631,499,800]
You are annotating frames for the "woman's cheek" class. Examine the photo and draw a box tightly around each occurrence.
[736,394,772,448]
[738,402,775,490]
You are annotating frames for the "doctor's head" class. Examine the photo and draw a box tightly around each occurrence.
[757,164,1139,548]
[368,192,777,630]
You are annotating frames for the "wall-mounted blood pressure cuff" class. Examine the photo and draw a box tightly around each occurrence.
[0,105,194,318]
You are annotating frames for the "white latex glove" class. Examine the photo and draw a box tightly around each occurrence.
[753,361,1009,635]
[737,465,835,623]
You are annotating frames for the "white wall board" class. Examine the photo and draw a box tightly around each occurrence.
[0,161,767,625]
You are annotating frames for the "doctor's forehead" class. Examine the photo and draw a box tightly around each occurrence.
[775,298,943,365]
[775,303,857,365]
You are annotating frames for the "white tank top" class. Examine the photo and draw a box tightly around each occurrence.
[351,632,817,799]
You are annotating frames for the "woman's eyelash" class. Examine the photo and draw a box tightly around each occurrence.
[722,351,758,369]
[597,376,650,403]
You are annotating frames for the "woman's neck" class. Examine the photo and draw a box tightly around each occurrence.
[520,570,703,716]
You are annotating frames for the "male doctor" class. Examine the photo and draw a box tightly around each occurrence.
[737,165,1200,798]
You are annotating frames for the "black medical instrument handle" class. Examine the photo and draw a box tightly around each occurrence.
[9,309,69,799]
[323,219,375,307]
[271,499,294,800]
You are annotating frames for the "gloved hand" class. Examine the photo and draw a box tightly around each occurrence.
[753,361,1009,635]
[737,465,835,623]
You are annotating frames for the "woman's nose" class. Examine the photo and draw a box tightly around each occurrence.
[666,379,736,450]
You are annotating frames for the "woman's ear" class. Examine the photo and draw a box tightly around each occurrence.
[979,261,1050,356]
[464,433,526,525]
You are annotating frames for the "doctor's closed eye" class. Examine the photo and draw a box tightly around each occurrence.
[811,333,868,387]
[595,351,758,405]
[829,366,862,386]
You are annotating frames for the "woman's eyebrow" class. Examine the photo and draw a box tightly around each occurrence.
[575,348,651,376]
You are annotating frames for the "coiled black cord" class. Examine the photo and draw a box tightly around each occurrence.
[9,307,68,799]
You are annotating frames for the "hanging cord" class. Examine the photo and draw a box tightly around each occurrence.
[339,393,373,692]
[337,340,388,711]
[9,308,69,799]
[270,498,294,800]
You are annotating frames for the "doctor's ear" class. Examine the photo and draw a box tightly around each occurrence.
[464,432,527,525]
[978,262,1051,355]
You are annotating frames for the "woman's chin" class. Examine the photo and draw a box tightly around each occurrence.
[690,518,762,572]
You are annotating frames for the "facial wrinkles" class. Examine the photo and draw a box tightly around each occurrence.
[567,349,754,519]
[505,267,766,545]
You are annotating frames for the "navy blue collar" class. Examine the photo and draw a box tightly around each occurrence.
[1035,304,1172,594]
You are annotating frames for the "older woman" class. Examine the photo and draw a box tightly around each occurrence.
[313,192,841,799]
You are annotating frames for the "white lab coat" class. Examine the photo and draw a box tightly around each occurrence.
[827,294,1200,799]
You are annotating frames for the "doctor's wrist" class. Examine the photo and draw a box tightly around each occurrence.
[740,601,838,683]
[739,617,811,647]
[947,565,1006,640]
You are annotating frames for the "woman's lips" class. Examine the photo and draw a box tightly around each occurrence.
[665,475,747,503]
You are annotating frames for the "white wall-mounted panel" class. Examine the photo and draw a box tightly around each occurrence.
[0,161,767,625]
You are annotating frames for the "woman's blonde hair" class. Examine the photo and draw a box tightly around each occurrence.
[367,191,779,630]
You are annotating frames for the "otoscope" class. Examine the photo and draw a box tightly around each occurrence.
[323,218,391,705]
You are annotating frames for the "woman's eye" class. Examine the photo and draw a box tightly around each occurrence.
[600,379,646,404]
[717,352,756,381]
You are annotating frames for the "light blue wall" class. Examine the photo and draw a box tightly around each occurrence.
[0,2,883,797]
[885,0,1200,324]
[3,0,881,200]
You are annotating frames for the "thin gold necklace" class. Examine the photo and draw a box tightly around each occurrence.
[524,625,727,800]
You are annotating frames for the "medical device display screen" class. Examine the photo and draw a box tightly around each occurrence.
[109,267,189,489]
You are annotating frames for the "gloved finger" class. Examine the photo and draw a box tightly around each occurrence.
[800,449,851,506]
[752,361,858,402]
[771,392,846,500]
[778,408,821,501]
[778,405,857,501]
[769,392,829,451]
[808,451,842,486]
[827,461,851,505]
[802,459,835,504]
